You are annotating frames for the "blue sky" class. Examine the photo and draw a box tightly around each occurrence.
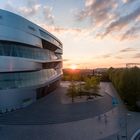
[0,0,140,68]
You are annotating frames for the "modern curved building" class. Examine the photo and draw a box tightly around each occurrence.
[0,9,63,113]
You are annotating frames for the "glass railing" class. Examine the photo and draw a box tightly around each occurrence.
[39,29,62,48]
[56,54,62,59]
[0,42,62,61]
[0,69,62,90]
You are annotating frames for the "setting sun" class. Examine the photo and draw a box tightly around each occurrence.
[70,64,77,70]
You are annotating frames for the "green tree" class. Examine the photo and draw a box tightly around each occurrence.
[67,81,77,102]
[108,67,140,111]
[83,77,100,99]
[76,82,82,98]
[90,76,100,94]
[84,77,92,98]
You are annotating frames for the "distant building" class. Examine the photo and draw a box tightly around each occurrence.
[0,10,63,113]
[126,63,140,68]
[94,68,108,75]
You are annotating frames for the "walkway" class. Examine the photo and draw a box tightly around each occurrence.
[0,82,139,140]
[0,83,113,125]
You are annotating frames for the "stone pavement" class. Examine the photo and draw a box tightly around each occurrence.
[103,82,140,140]
[0,107,121,140]
[0,82,113,125]
[0,82,139,140]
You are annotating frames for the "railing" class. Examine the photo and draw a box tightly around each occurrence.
[0,42,61,61]
[0,69,62,90]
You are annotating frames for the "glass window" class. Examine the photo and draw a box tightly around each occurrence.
[0,69,62,90]
[39,29,62,48]
[28,26,36,32]
[0,42,62,61]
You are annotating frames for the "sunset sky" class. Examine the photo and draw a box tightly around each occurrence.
[0,0,140,69]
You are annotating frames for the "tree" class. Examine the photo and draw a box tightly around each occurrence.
[67,81,77,102]
[108,67,140,111]
[84,77,92,99]
[76,82,82,98]
[83,76,100,99]
[90,76,100,94]
[101,72,110,82]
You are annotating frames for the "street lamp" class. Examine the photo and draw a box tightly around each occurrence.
[125,113,132,140]
[122,112,132,140]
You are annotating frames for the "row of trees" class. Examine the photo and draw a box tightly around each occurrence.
[67,76,101,102]
[62,69,93,81]
[108,67,140,111]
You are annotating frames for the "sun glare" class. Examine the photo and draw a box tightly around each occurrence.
[70,64,77,70]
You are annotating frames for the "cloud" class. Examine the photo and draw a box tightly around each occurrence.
[75,0,140,40]
[18,4,41,16]
[4,0,40,16]
[26,0,39,6]
[4,1,54,24]
[121,25,140,40]
[101,54,112,58]
[102,5,140,37]
[119,47,136,53]
[115,56,123,59]
[94,53,112,59]
[76,0,118,26]
[122,0,138,4]
[99,53,124,59]
[96,47,137,60]
[133,53,140,58]
[4,1,15,11]
[122,0,129,3]
[42,6,54,24]
[21,0,40,16]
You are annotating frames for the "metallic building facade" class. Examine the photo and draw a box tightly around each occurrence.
[0,9,63,113]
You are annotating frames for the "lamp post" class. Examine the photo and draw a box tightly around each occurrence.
[70,66,77,103]
[121,112,131,140]
[78,69,82,98]
[125,113,131,140]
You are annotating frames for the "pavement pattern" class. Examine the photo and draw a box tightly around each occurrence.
[0,82,139,140]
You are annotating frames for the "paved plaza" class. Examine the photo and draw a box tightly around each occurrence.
[0,82,140,140]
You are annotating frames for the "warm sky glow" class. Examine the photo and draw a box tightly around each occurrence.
[70,64,77,70]
[1,0,140,69]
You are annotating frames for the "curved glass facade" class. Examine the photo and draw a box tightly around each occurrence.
[0,69,62,90]
[0,9,63,113]
[39,29,62,48]
[0,42,59,61]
